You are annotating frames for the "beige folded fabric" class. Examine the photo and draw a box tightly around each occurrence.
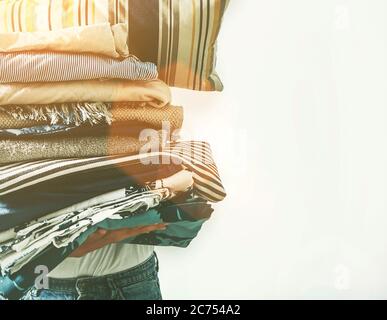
[0,23,129,58]
[0,79,171,108]
[0,134,162,164]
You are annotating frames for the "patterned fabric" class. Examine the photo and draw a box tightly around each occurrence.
[0,104,183,129]
[110,104,183,130]
[0,131,162,164]
[0,141,226,203]
[0,52,158,83]
[0,103,115,127]
[0,0,230,91]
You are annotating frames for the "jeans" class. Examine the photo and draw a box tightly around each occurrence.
[22,253,162,300]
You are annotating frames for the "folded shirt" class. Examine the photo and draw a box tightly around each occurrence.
[0,79,171,107]
[0,23,129,58]
[0,52,157,83]
[0,103,183,129]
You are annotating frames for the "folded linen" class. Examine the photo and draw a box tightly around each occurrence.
[0,23,129,58]
[0,52,157,83]
[0,79,171,108]
[0,104,183,129]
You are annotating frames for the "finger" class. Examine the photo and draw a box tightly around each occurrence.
[135,224,167,234]
[106,224,167,242]
[121,224,167,236]
[95,228,108,237]
[83,228,108,243]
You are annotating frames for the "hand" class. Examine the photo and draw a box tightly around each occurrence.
[69,224,167,257]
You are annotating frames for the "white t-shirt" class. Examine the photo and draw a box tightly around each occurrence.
[48,244,154,278]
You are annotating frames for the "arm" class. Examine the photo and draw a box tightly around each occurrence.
[69,223,167,257]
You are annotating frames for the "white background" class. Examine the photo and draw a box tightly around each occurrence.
[158,0,387,299]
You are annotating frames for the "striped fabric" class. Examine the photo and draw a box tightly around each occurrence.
[0,141,226,203]
[0,0,229,91]
[0,52,158,83]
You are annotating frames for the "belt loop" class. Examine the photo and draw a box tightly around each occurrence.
[107,278,124,300]
[153,251,160,273]
[75,279,84,300]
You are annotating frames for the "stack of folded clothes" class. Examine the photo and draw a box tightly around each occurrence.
[0,23,226,299]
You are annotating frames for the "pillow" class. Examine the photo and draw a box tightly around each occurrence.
[0,0,229,91]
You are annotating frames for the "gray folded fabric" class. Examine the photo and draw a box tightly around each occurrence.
[0,134,161,163]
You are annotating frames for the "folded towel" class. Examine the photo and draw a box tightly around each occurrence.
[0,79,171,107]
[0,23,128,58]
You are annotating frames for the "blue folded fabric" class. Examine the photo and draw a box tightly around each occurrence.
[0,245,74,300]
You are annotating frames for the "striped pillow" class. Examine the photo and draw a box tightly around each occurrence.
[0,0,229,91]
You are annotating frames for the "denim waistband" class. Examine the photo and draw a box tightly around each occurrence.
[46,252,158,294]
